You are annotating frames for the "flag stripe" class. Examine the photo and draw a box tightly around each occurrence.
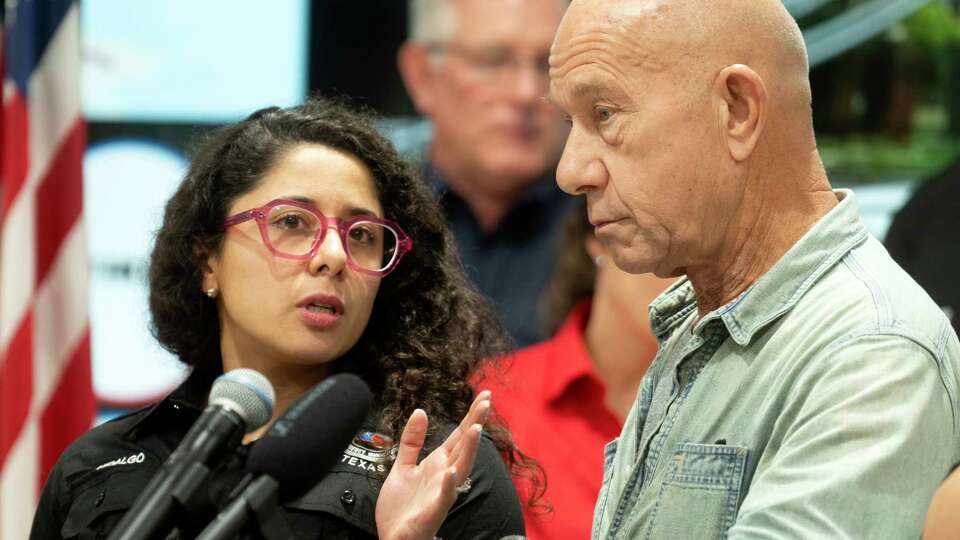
[1,92,28,220]
[26,3,82,204]
[0,312,34,468]
[0,418,40,539]
[34,221,89,410]
[0,187,37,350]
[35,120,84,285]
[40,330,93,486]
[3,0,73,95]
[2,80,13,106]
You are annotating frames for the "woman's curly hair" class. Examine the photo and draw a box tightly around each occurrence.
[148,96,527,469]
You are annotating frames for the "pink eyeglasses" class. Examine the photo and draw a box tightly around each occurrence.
[223,198,413,277]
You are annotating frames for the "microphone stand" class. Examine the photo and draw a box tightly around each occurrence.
[197,475,293,540]
[110,460,214,540]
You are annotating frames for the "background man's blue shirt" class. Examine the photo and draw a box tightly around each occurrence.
[423,164,573,347]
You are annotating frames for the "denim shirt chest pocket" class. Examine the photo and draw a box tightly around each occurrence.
[644,442,749,540]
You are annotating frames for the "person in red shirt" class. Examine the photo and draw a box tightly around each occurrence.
[476,200,673,540]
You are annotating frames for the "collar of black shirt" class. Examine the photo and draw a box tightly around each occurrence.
[120,362,220,441]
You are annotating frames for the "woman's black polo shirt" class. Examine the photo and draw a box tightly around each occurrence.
[29,369,525,539]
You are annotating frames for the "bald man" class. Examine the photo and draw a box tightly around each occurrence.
[546,0,960,538]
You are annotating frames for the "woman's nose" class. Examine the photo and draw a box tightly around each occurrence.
[307,224,348,276]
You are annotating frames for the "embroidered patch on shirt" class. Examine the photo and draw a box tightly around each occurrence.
[340,431,395,472]
[95,452,146,471]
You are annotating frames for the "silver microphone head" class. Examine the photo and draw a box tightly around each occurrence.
[209,368,275,433]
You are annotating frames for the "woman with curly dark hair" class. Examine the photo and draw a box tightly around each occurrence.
[31,98,525,540]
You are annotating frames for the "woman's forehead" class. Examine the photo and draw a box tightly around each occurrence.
[237,144,382,215]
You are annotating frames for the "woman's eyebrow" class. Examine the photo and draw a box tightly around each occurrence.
[347,207,380,217]
[280,195,380,217]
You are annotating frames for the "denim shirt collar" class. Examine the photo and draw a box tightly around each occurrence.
[649,189,869,346]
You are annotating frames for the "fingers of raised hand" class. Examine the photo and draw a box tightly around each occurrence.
[442,391,491,454]
[396,409,429,468]
[449,424,482,487]
[442,466,460,506]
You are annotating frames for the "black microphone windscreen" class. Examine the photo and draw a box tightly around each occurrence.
[246,373,372,500]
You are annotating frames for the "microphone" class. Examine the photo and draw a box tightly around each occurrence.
[108,368,275,540]
[196,373,372,540]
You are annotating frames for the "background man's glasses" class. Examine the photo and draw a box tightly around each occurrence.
[427,42,550,88]
[223,198,413,277]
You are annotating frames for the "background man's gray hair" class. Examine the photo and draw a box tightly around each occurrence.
[408,0,458,44]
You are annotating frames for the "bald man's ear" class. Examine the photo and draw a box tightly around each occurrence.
[714,65,767,162]
[398,43,438,115]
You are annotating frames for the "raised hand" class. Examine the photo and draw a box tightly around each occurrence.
[375,391,492,540]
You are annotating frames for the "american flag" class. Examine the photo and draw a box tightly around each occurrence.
[1,0,95,537]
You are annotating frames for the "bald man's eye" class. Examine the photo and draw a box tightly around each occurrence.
[594,106,614,123]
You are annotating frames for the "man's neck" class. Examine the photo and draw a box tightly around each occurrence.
[429,146,533,233]
[686,169,838,317]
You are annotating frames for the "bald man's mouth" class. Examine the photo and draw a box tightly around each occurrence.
[593,218,626,233]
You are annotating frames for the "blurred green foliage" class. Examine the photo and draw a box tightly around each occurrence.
[904,2,960,49]
[810,1,960,182]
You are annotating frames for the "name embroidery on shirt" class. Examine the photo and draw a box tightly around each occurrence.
[95,452,146,471]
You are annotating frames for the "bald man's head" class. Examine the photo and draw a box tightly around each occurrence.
[548,0,827,276]
[553,0,810,109]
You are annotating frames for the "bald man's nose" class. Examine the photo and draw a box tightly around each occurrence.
[556,130,608,195]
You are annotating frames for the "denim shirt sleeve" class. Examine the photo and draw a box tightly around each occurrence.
[728,332,957,539]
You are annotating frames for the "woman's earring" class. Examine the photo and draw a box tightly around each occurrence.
[594,256,604,268]
[205,288,218,298]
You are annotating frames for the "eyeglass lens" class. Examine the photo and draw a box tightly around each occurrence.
[265,204,399,272]
[437,43,550,86]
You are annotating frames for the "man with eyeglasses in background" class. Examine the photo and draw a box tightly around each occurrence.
[398,0,572,348]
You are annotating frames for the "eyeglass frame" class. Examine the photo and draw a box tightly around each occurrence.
[222,198,413,277]
[425,41,551,87]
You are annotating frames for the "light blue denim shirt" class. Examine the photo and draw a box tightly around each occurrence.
[592,190,960,539]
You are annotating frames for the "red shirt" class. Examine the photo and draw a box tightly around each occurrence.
[476,302,622,540]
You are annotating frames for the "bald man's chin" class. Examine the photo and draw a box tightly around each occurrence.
[609,248,665,276]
